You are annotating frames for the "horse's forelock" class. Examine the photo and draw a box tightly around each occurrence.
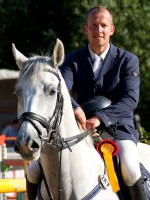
[17,55,56,85]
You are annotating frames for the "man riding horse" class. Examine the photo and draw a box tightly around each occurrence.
[60,5,146,200]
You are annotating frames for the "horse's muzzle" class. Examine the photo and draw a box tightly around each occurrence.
[14,137,40,160]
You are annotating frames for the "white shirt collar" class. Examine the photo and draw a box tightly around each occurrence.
[88,44,110,61]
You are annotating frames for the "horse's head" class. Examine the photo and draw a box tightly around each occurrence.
[12,39,64,161]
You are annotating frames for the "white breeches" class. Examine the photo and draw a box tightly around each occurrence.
[116,139,141,186]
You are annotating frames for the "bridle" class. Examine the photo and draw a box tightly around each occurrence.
[18,68,64,144]
[18,68,93,148]
[18,68,108,200]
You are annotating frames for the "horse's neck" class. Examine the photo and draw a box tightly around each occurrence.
[40,76,84,179]
[40,75,106,199]
[57,76,97,157]
[57,76,103,172]
[58,76,81,137]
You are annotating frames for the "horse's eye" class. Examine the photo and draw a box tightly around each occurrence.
[50,90,55,96]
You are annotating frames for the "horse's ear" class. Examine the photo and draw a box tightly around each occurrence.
[12,43,28,69]
[51,38,64,69]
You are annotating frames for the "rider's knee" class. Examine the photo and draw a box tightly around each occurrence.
[123,170,141,186]
[116,139,141,186]
[26,160,41,184]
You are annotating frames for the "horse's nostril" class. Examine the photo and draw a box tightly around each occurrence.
[14,144,20,154]
[30,140,39,151]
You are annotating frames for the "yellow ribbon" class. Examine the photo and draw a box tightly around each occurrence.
[100,143,120,192]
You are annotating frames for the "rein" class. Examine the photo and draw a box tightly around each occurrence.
[18,67,94,149]
[51,128,95,151]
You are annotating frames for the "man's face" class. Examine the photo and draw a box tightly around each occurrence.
[84,10,115,53]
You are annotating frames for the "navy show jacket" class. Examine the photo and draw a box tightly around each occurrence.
[60,43,140,143]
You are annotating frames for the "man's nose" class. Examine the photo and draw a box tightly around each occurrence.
[97,25,103,32]
[94,25,103,33]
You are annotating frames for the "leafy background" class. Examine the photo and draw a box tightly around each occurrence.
[0,0,150,140]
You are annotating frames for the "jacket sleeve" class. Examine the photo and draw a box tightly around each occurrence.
[94,55,140,127]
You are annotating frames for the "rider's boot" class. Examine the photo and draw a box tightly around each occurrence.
[26,176,38,200]
[126,177,146,200]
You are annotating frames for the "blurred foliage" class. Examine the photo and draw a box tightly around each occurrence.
[2,164,12,171]
[139,127,150,145]
[0,0,150,132]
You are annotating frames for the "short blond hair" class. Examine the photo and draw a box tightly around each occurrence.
[86,5,113,24]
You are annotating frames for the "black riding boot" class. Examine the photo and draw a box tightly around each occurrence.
[26,176,39,200]
[126,177,146,200]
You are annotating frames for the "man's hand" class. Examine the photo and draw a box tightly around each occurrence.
[74,107,101,133]
[74,107,86,131]
[86,116,101,133]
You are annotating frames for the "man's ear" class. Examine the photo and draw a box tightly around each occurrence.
[110,25,115,36]
[83,24,88,34]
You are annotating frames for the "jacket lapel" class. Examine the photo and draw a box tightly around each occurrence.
[80,44,119,81]
[98,43,118,80]
[80,46,95,79]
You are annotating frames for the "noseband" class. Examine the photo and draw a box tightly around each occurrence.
[18,69,64,143]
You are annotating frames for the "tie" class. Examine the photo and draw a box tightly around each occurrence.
[93,56,102,79]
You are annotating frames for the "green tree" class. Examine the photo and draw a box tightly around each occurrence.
[0,0,150,132]
[109,0,150,131]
